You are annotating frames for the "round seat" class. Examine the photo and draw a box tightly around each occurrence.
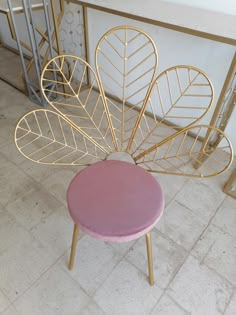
[67,160,164,242]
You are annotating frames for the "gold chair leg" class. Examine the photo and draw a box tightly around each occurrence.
[68,224,79,270]
[145,232,154,286]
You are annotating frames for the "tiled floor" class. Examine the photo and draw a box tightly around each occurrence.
[0,80,236,315]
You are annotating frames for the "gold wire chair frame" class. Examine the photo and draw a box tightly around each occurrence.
[13,25,234,288]
[14,107,233,178]
[14,25,233,179]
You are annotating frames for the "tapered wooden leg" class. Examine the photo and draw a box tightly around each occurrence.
[68,224,79,270]
[146,232,154,285]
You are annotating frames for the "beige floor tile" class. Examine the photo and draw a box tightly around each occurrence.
[0,142,26,165]
[1,305,20,315]
[212,196,236,238]
[94,260,163,315]
[6,187,63,230]
[192,224,236,285]
[30,207,76,259]
[19,160,70,182]
[0,82,36,123]
[203,231,236,285]
[150,294,189,315]
[0,291,10,313]
[0,229,54,302]
[0,103,32,126]
[60,235,125,296]
[13,264,89,315]
[79,300,106,315]
[175,179,225,222]
[202,159,236,191]
[191,224,224,261]
[225,291,236,315]
[0,210,27,254]
[167,255,233,315]
[0,153,16,171]
[41,168,78,205]
[156,200,206,250]
[126,229,187,289]
[0,155,36,206]
[0,80,34,109]
[109,239,136,257]
[0,123,15,147]
[153,173,188,206]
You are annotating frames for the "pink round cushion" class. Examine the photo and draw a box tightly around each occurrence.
[67,160,164,242]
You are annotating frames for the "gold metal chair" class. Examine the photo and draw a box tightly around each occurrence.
[14,26,233,285]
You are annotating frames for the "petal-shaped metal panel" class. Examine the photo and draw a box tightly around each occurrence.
[41,55,116,153]
[15,109,107,165]
[135,125,233,178]
[95,26,158,151]
[128,66,214,156]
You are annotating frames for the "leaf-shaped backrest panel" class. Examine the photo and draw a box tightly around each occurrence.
[41,55,116,153]
[95,26,158,151]
[15,109,107,165]
[128,66,214,157]
[135,125,233,178]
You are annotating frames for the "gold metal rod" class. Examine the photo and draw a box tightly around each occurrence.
[68,224,79,270]
[51,0,63,55]
[224,169,236,198]
[82,5,90,85]
[145,232,154,286]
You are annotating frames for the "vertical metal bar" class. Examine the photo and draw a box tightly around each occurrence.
[27,0,43,72]
[42,0,54,59]
[51,0,62,55]
[193,52,236,168]
[68,224,79,270]
[7,0,31,96]
[41,0,57,96]
[82,5,90,85]
[209,53,236,129]
[145,232,154,286]
[22,0,43,104]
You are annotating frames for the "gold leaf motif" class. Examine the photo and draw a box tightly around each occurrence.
[14,26,233,178]
[15,109,106,165]
[135,125,233,178]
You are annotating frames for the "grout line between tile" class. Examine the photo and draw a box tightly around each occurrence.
[7,248,71,307]
[150,193,228,314]
[223,288,236,315]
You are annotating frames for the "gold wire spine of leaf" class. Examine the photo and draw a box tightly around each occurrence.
[95,26,158,151]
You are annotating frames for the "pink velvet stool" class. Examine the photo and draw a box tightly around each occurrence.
[67,160,164,285]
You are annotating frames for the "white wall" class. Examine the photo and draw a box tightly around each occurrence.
[163,0,236,15]
[87,8,236,152]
